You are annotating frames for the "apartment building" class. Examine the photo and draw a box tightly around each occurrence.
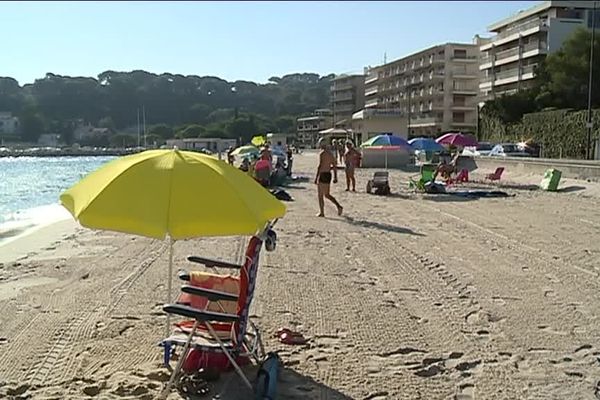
[480,1,599,100]
[364,43,480,137]
[296,109,333,148]
[331,74,365,127]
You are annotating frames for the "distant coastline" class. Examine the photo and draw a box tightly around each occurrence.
[0,148,143,158]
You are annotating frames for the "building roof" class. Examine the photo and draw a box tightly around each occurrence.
[332,73,365,81]
[488,1,598,32]
[367,42,477,71]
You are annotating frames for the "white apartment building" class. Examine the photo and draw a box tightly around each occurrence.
[480,1,599,100]
[296,108,333,148]
[331,74,365,127]
[364,43,480,137]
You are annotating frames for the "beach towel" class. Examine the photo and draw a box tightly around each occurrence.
[270,189,293,202]
[178,271,240,315]
[450,191,513,198]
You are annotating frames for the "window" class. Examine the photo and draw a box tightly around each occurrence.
[453,112,465,122]
[453,49,467,59]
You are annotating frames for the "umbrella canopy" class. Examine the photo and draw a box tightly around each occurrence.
[231,145,259,156]
[436,133,478,147]
[361,134,411,148]
[408,137,445,152]
[60,149,286,239]
[251,135,266,147]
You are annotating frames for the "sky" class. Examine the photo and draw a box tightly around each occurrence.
[1,1,538,85]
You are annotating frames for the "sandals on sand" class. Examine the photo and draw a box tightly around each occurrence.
[275,328,308,345]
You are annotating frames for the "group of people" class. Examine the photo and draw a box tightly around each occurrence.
[232,143,294,187]
[314,138,361,217]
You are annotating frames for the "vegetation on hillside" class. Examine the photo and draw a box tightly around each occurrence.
[0,71,334,145]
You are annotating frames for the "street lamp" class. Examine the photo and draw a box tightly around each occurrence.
[586,1,597,160]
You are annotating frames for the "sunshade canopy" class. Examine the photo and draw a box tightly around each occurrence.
[60,149,286,239]
[436,132,478,147]
[408,137,445,152]
[360,134,411,148]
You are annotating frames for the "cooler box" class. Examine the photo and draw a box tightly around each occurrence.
[540,168,561,191]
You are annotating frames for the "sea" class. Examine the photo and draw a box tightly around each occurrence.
[0,156,115,244]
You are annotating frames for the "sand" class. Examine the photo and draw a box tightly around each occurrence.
[1,152,600,399]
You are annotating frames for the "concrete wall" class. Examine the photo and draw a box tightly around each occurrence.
[461,156,600,181]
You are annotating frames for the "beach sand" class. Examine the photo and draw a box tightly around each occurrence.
[1,152,600,399]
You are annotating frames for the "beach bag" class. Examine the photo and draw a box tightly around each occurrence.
[255,352,281,400]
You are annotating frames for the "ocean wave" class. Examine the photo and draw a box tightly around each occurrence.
[0,204,72,243]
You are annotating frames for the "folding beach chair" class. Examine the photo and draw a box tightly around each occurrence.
[446,168,469,185]
[485,167,505,182]
[159,225,278,398]
[408,164,436,192]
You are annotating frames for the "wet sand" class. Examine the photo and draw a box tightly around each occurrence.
[1,152,600,399]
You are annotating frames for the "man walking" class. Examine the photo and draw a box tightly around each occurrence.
[315,138,343,217]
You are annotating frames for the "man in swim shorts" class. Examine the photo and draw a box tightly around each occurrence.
[315,138,343,217]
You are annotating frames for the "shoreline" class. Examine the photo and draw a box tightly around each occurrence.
[0,218,77,264]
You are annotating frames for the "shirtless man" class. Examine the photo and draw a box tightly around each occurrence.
[315,138,343,217]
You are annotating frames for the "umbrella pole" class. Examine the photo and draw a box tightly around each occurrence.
[385,148,388,170]
[166,236,174,337]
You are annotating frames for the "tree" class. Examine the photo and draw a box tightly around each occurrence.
[109,133,137,148]
[98,116,116,131]
[176,124,205,138]
[536,28,600,110]
[19,106,45,143]
[148,124,174,139]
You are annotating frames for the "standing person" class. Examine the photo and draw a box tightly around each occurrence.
[331,139,338,163]
[344,140,360,192]
[337,140,345,165]
[286,146,293,176]
[227,146,235,165]
[315,138,343,217]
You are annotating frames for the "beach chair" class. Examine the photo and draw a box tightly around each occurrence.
[485,167,504,181]
[446,168,469,185]
[159,226,277,398]
[366,171,391,195]
[408,166,435,192]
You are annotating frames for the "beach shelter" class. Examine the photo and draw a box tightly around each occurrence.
[59,149,286,333]
[360,133,412,169]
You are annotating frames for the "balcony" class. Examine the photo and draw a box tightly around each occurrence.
[365,74,378,85]
[450,100,477,110]
[408,116,440,128]
[452,67,477,79]
[495,19,546,41]
[452,84,478,95]
[365,87,379,97]
[451,55,478,62]
[365,98,379,108]
[333,83,353,91]
[333,93,354,102]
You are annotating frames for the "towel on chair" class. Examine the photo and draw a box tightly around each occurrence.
[179,271,240,315]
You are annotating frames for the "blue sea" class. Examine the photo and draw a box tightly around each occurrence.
[0,156,115,242]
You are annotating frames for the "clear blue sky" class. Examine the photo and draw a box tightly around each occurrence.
[1,1,538,85]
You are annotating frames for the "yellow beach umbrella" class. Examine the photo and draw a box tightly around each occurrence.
[251,135,266,147]
[60,149,286,332]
